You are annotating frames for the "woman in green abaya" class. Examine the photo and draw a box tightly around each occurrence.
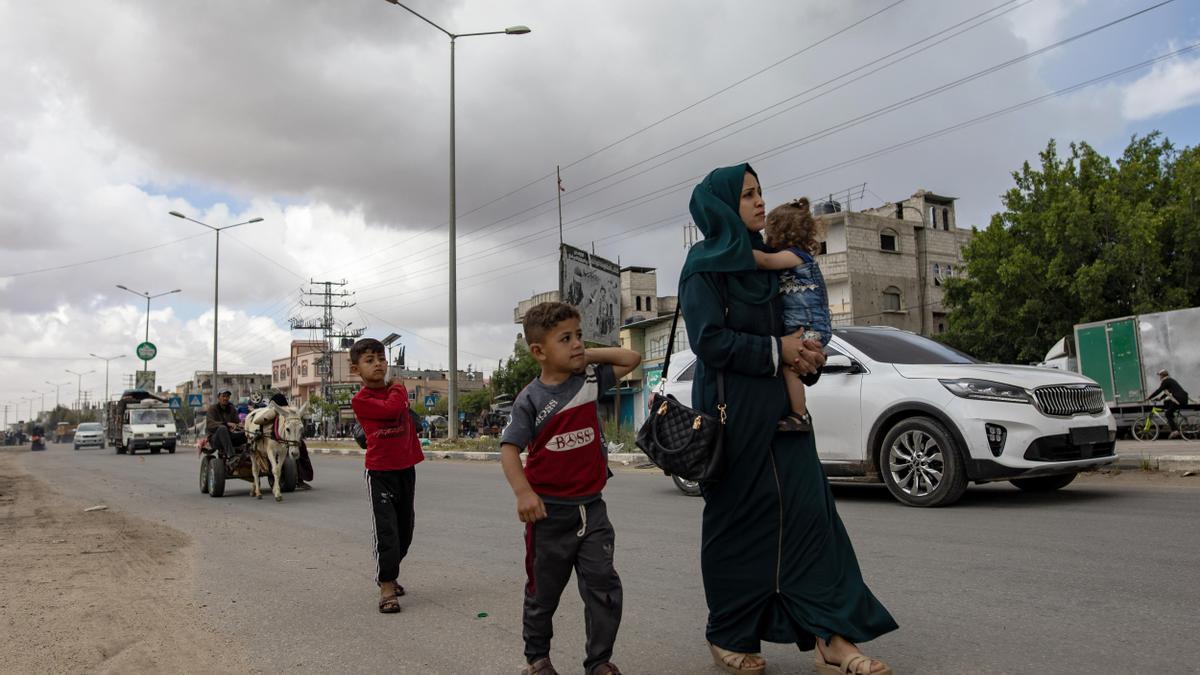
[680,164,897,675]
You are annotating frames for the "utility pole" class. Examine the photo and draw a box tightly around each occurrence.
[290,279,361,437]
[65,369,94,411]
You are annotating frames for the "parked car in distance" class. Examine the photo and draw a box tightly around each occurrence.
[662,326,1118,506]
[73,422,105,450]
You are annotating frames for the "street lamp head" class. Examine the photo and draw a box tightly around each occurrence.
[169,211,186,219]
[505,25,531,34]
[116,284,130,291]
[170,289,182,294]
[248,217,264,223]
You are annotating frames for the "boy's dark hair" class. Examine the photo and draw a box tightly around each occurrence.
[523,302,581,346]
[765,197,820,254]
[350,338,386,365]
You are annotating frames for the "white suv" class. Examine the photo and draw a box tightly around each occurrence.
[662,326,1117,506]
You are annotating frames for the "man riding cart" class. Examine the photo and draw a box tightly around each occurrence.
[199,390,309,497]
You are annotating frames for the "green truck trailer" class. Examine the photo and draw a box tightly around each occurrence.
[1042,306,1199,428]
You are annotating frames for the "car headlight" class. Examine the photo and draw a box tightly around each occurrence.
[939,378,1032,404]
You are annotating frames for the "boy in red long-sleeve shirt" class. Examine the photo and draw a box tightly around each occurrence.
[349,338,424,614]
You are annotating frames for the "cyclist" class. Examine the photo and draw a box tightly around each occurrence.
[1147,369,1190,439]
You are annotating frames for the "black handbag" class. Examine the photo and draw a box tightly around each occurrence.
[636,280,727,482]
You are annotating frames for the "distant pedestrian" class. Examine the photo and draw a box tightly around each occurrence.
[499,302,641,675]
[349,338,423,614]
[1148,369,1190,439]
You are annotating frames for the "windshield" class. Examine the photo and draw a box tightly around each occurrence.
[77,423,100,432]
[130,409,174,425]
[835,329,980,364]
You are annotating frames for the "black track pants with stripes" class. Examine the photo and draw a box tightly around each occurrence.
[523,498,622,672]
[365,468,416,584]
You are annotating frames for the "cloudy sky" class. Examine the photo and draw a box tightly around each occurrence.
[1,0,1198,413]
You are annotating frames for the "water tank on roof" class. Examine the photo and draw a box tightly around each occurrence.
[815,200,841,214]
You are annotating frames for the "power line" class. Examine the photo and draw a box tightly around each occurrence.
[1,232,209,279]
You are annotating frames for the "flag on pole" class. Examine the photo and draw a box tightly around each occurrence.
[558,176,565,192]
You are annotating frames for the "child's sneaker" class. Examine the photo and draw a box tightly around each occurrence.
[778,412,813,432]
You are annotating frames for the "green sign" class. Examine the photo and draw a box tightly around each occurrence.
[136,341,157,361]
[645,366,663,390]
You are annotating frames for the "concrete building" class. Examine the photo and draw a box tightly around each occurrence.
[385,367,489,408]
[271,340,356,405]
[174,371,273,407]
[816,189,973,336]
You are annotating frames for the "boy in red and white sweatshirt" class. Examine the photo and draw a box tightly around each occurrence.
[500,302,640,675]
[349,338,424,614]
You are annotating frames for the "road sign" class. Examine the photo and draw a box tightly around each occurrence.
[459,411,466,421]
[187,393,203,408]
[424,395,438,409]
[135,370,156,391]
[136,341,157,361]
[168,396,182,410]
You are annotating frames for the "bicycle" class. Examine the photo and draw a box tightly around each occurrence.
[1130,400,1200,441]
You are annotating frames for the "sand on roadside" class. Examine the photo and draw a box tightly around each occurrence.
[0,448,250,673]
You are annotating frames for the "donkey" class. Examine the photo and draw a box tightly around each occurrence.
[245,401,307,501]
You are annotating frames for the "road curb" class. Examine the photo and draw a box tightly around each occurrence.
[308,446,652,466]
[1110,454,1200,473]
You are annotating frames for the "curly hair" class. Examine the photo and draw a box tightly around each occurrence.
[764,197,819,254]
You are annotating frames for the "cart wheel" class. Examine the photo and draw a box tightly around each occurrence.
[208,457,226,498]
[281,455,298,493]
[200,456,211,494]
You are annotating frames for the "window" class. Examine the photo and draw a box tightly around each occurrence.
[646,296,652,312]
[819,241,828,255]
[943,208,950,231]
[933,263,941,276]
[835,327,979,364]
[882,286,902,312]
[931,209,938,228]
[879,228,898,252]
[895,204,903,220]
[677,361,698,382]
[636,296,642,311]
[938,322,946,333]
[301,362,309,377]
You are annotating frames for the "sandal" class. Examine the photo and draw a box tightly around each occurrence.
[708,642,766,674]
[777,412,813,432]
[588,663,621,675]
[521,657,558,675]
[377,595,401,614]
[394,584,406,597]
[814,650,891,675]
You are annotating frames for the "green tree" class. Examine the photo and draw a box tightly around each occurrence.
[491,335,540,398]
[942,134,1200,363]
[459,388,493,415]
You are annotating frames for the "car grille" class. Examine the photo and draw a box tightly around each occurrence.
[1034,385,1106,417]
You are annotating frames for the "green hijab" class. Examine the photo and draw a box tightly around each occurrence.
[679,163,777,304]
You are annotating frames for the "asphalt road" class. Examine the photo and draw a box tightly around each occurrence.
[19,442,1200,674]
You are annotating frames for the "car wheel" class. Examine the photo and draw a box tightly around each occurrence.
[1130,416,1159,442]
[200,456,211,494]
[879,416,967,507]
[1010,472,1077,492]
[671,474,701,497]
[208,457,226,498]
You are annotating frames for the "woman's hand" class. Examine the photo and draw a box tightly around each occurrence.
[781,336,826,375]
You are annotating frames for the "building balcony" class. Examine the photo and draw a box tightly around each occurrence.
[817,251,848,280]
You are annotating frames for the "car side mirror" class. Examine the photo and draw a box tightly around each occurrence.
[822,354,863,374]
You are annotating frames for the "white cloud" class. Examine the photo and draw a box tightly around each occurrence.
[1120,49,1200,120]
[1007,0,1089,49]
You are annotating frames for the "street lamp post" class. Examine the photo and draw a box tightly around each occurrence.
[89,353,126,405]
[116,285,181,371]
[45,380,70,411]
[169,212,263,403]
[64,369,94,411]
[382,0,530,440]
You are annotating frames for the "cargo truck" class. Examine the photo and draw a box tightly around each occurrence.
[106,389,178,454]
[1039,306,1200,428]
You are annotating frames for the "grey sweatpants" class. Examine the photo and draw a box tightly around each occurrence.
[523,498,622,672]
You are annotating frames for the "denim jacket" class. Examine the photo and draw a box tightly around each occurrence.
[778,248,832,345]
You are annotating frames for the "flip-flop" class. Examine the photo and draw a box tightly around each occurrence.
[378,595,401,614]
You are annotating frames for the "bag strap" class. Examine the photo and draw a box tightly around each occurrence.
[660,274,728,424]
